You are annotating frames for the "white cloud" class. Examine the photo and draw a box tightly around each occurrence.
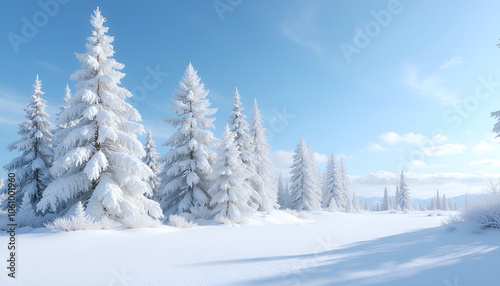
[273,150,294,166]
[410,160,427,169]
[403,65,459,105]
[440,56,462,69]
[313,152,328,164]
[470,159,500,167]
[423,143,466,156]
[473,140,495,154]
[281,5,322,56]
[35,60,65,73]
[364,142,386,151]
[380,132,426,145]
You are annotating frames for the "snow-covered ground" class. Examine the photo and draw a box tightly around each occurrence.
[1,211,499,286]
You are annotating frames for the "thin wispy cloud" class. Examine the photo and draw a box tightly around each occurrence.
[281,4,323,57]
[35,60,66,73]
[440,56,462,69]
[403,65,460,105]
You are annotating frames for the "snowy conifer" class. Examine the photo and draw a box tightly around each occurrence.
[364,200,369,211]
[397,170,412,211]
[339,157,351,208]
[250,98,278,211]
[17,192,38,227]
[277,173,289,209]
[394,185,401,208]
[38,8,162,223]
[435,190,441,210]
[142,128,162,200]
[209,126,257,223]
[442,194,449,210]
[157,63,217,215]
[352,190,360,211]
[345,196,354,213]
[322,152,341,211]
[227,89,262,210]
[382,187,390,211]
[1,75,53,212]
[52,85,77,159]
[289,139,321,211]
[430,197,436,210]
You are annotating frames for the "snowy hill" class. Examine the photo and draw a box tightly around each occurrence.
[1,210,498,286]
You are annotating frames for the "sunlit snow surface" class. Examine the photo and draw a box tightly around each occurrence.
[1,211,498,286]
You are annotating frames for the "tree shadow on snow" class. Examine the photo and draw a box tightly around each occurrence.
[218,226,500,286]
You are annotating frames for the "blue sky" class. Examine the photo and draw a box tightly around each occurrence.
[1,0,500,198]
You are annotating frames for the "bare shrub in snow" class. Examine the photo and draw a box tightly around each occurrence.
[168,214,197,228]
[449,191,500,230]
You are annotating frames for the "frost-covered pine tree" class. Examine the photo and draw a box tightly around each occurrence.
[52,85,78,158]
[277,173,289,209]
[1,75,53,212]
[339,157,351,208]
[442,194,449,210]
[307,145,323,205]
[250,98,278,211]
[17,192,38,227]
[364,200,369,211]
[157,63,217,215]
[382,187,390,210]
[398,170,412,211]
[435,190,441,210]
[209,126,257,223]
[142,128,162,200]
[289,139,321,211]
[345,196,354,213]
[38,8,162,223]
[352,190,360,211]
[227,89,262,210]
[394,185,401,208]
[430,197,436,210]
[322,152,341,211]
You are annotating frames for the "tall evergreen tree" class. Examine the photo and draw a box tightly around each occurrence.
[394,184,401,208]
[398,170,412,211]
[277,173,289,209]
[435,190,441,210]
[38,8,162,223]
[442,194,449,210]
[157,63,217,215]
[209,126,257,223]
[142,128,162,200]
[289,139,321,211]
[430,197,436,210]
[227,89,261,210]
[322,152,341,211]
[352,190,360,211]
[364,200,369,211]
[1,75,53,212]
[250,98,278,211]
[339,157,351,208]
[52,84,77,160]
[382,187,390,211]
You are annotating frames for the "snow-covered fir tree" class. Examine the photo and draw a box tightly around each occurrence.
[442,194,449,210]
[157,63,217,215]
[250,98,278,211]
[289,139,321,211]
[307,145,323,205]
[382,187,390,211]
[1,75,53,212]
[397,170,412,211]
[352,190,360,211]
[430,197,436,210]
[345,196,354,213]
[142,128,162,200]
[339,157,351,208]
[277,173,289,209]
[52,84,78,159]
[17,192,38,227]
[394,184,401,208]
[322,152,341,211]
[435,190,441,210]
[209,126,257,223]
[38,8,162,223]
[364,200,369,211]
[227,89,261,210]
